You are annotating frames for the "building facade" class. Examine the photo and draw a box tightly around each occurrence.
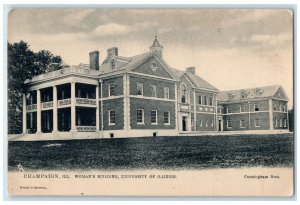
[21,36,289,140]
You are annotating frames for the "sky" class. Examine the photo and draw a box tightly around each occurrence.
[8,8,294,108]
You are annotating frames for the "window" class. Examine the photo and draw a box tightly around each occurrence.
[255,88,260,96]
[137,109,144,124]
[279,119,283,127]
[108,110,116,125]
[283,105,286,112]
[150,110,157,124]
[206,121,208,127]
[254,119,260,127]
[227,107,232,113]
[254,104,259,111]
[217,107,222,114]
[240,105,246,112]
[284,119,287,127]
[164,87,170,99]
[274,104,277,111]
[227,120,232,128]
[109,83,115,96]
[181,84,187,103]
[191,118,194,127]
[211,120,214,127]
[164,112,170,124]
[209,96,213,106]
[151,85,157,97]
[198,95,202,105]
[200,120,203,127]
[275,118,278,127]
[240,119,246,128]
[279,104,282,111]
[137,82,143,96]
[204,96,207,105]
[241,93,246,99]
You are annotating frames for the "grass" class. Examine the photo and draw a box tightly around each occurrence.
[8,134,294,171]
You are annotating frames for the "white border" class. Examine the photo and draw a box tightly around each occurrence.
[1,2,299,205]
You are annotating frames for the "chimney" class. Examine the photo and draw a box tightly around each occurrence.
[186,66,195,74]
[89,51,99,70]
[107,47,118,58]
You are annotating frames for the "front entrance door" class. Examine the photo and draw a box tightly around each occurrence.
[218,120,223,132]
[182,117,187,131]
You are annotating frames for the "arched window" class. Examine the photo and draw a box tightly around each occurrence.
[181,84,187,103]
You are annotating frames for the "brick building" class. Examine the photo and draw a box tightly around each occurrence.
[21,36,289,140]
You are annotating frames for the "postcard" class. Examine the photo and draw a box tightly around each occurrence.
[7,8,294,196]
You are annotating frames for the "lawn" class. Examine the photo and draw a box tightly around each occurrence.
[8,134,294,171]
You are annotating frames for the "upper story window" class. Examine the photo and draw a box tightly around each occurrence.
[204,96,207,105]
[164,87,170,99]
[275,118,278,127]
[254,104,259,111]
[240,104,246,112]
[279,104,283,111]
[217,107,222,114]
[227,107,232,113]
[151,85,157,97]
[274,104,277,111]
[283,104,286,112]
[137,82,143,96]
[279,119,283,127]
[198,95,202,105]
[209,96,213,106]
[181,84,187,103]
[109,83,115,97]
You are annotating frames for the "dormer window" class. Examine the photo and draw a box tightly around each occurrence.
[255,88,263,97]
[228,93,234,100]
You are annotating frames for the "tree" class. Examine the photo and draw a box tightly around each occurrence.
[8,41,65,134]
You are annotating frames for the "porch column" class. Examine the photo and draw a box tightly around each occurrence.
[269,98,274,130]
[22,93,27,134]
[37,89,41,133]
[71,82,76,131]
[53,85,58,132]
[96,84,99,131]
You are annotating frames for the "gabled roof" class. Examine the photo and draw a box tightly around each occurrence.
[184,71,219,92]
[217,85,283,102]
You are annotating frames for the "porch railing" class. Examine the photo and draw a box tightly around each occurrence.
[58,98,71,106]
[76,98,97,106]
[27,104,37,111]
[76,126,97,132]
[28,66,99,82]
[41,101,53,109]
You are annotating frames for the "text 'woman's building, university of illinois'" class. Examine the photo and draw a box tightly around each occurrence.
[20,36,289,140]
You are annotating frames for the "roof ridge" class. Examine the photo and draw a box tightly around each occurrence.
[219,84,281,93]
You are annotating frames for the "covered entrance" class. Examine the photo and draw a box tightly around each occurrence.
[182,116,187,131]
[218,118,223,132]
